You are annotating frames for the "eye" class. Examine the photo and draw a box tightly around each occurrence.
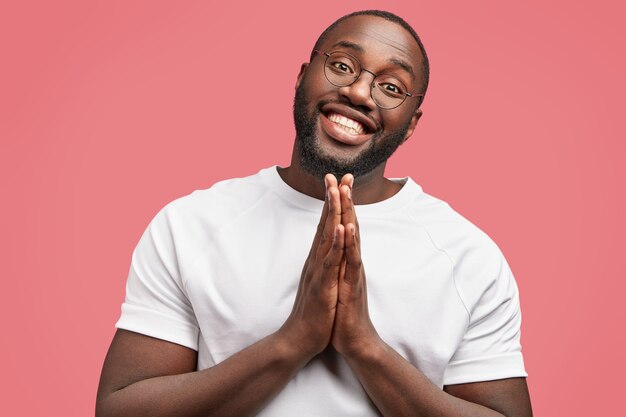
[329,60,355,74]
[378,82,406,97]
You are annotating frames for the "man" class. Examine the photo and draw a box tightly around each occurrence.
[97,10,532,417]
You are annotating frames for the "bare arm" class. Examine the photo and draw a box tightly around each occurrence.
[333,175,533,417]
[96,175,346,417]
[96,329,305,417]
[344,341,532,417]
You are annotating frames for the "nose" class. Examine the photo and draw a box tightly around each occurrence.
[338,69,377,111]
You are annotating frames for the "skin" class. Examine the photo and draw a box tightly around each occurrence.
[97,15,533,417]
[285,19,424,204]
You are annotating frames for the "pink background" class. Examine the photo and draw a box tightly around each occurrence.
[1,1,624,415]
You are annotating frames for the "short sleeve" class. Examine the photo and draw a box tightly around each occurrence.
[115,207,200,350]
[443,252,527,385]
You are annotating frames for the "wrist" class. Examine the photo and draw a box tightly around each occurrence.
[339,334,387,363]
[273,324,322,367]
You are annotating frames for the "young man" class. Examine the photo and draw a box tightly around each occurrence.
[97,10,532,417]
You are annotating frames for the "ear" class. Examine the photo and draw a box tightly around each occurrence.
[402,108,423,143]
[295,63,309,90]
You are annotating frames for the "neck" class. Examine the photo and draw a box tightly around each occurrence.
[277,145,403,205]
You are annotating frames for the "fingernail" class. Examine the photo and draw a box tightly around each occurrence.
[349,176,354,189]
[345,185,352,200]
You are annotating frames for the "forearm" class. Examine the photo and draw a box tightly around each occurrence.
[97,331,309,417]
[345,341,505,417]
[98,178,346,417]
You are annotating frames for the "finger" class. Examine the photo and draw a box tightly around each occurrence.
[339,183,361,247]
[343,223,363,286]
[321,224,345,289]
[340,173,354,189]
[306,204,328,266]
[339,173,354,225]
[311,186,329,247]
[318,174,337,238]
[319,174,341,252]
[308,174,334,259]
[340,184,356,228]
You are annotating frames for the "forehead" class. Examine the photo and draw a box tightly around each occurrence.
[318,15,423,76]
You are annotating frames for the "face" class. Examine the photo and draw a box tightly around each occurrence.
[293,15,425,179]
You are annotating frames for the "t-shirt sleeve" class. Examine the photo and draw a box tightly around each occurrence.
[115,206,200,350]
[443,247,527,385]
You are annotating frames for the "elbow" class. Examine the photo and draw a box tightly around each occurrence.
[95,393,115,417]
[95,391,123,417]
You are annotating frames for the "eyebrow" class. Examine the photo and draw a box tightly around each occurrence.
[330,40,416,80]
[331,40,364,53]
[389,58,416,80]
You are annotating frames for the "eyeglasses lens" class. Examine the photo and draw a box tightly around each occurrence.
[323,52,408,109]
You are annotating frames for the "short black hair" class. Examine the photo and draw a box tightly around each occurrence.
[311,10,430,98]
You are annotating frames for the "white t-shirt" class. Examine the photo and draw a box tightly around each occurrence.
[116,166,527,416]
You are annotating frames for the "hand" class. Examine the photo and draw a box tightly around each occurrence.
[331,174,381,358]
[280,174,345,359]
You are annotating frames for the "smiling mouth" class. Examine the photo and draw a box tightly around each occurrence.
[325,111,368,135]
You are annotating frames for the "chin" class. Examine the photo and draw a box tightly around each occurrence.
[293,83,407,180]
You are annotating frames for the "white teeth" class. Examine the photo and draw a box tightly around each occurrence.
[328,112,365,135]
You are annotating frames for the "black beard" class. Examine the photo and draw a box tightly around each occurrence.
[293,83,409,180]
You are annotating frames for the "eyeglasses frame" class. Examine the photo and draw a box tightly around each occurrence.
[312,49,424,109]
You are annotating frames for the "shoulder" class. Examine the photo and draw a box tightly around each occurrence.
[405,188,513,311]
[406,189,501,259]
[141,167,277,259]
[158,167,274,226]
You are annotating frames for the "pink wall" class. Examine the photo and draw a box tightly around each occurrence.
[1,1,624,415]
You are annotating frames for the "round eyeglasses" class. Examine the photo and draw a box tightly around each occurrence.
[313,50,423,110]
